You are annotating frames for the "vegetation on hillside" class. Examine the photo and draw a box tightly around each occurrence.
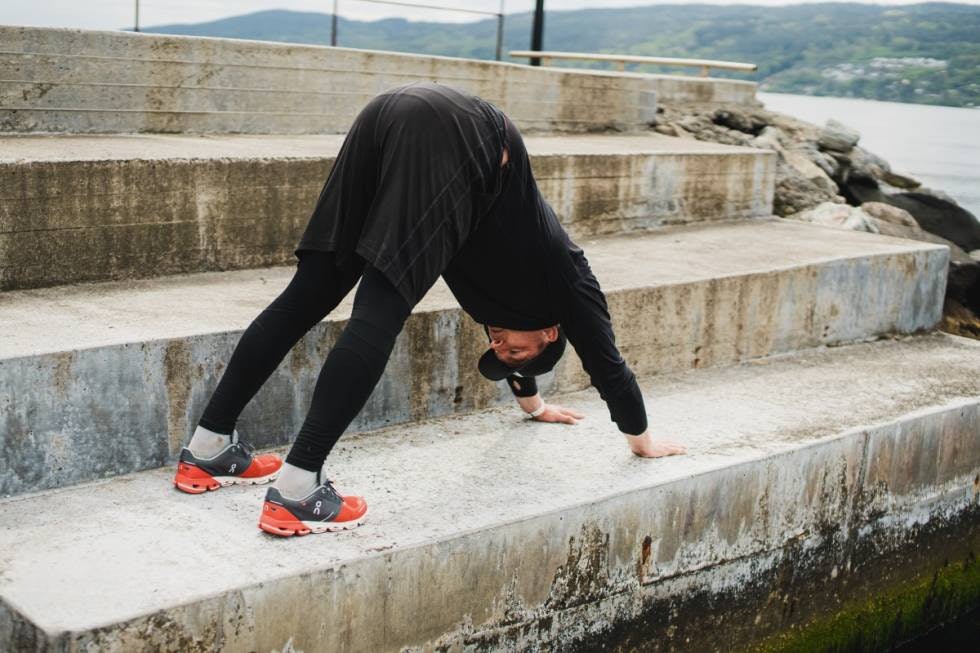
[145,3,980,108]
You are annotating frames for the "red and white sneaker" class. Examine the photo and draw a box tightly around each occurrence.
[258,472,367,537]
[173,432,282,494]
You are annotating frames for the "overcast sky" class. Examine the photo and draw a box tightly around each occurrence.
[2,0,976,31]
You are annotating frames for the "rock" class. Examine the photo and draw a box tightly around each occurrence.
[773,161,840,217]
[791,201,879,233]
[703,125,754,146]
[712,107,766,134]
[676,114,715,134]
[940,297,980,340]
[673,123,696,139]
[838,175,887,206]
[817,119,861,152]
[860,202,918,228]
[784,149,838,195]
[880,169,920,190]
[971,249,980,262]
[793,143,840,178]
[913,186,957,204]
[884,191,980,252]
[849,146,891,181]
[653,123,680,137]
[866,218,974,264]
[750,126,787,154]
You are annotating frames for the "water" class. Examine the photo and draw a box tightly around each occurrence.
[757,92,980,221]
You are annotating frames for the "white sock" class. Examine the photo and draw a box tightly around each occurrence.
[274,463,320,500]
[187,425,234,458]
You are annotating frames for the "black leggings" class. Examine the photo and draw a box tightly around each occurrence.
[197,250,413,472]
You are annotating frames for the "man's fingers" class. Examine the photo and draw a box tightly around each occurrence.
[555,405,586,419]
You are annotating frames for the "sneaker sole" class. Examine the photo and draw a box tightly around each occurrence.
[174,468,280,494]
[258,503,367,537]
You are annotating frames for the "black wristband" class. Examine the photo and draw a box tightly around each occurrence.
[506,374,538,398]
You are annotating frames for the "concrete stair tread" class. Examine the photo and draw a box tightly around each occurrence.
[0,130,764,164]
[0,218,946,359]
[1,331,977,635]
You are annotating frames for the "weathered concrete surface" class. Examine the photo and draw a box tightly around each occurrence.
[0,219,949,495]
[616,69,759,105]
[0,132,775,290]
[0,26,658,134]
[0,333,977,651]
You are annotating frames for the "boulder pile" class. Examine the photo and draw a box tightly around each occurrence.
[651,101,980,339]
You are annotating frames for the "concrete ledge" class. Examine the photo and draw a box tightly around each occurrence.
[0,132,775,291]
[609,70,760,105]
[0,26,658,134]
[0,219,949,495]
[0,333,977,650]
[0,134,775,290]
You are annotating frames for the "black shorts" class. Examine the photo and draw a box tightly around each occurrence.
[295,81,509,307]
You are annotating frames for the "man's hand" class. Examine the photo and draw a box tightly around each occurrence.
[516,394,585,425]
[625,431,686,458]
[533,403,586,425]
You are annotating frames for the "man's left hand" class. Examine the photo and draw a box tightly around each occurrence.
[532,404,585,425]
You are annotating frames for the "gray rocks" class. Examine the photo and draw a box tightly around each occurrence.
[783,149,839,195]
[653,97,980,324]
[860,201,919,229]
[773,162,841,217]
[883,191,980,252]
[750,125,787,153]
[791,201,879,233]
[880,169,920,190]
[817,118,861,152]
[712,107,767,134]
[848,146,892,181]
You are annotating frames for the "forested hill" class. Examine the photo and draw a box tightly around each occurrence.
[144,3,980,108]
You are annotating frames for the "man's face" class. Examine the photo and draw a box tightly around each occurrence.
[486,325,559,368]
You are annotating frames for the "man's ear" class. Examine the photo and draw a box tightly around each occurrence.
[542,325,559,343]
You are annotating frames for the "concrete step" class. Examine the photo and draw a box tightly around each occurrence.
[0,131,775,291]
[608,69,759,105]
[1,332,977,651]
[1,26,658,134]
[0,218,948,496]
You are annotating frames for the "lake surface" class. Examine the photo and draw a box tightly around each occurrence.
[757,92,980,222]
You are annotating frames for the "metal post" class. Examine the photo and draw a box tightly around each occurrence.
[494,1,504,61]
[134,0,140,32]
[530,0,544,66]
[331,0,339,46]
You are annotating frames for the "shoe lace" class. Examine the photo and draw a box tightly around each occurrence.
[317,471,341,500]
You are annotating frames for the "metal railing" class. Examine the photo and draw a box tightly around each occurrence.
[129,1,508,61]
[509,50,757,77]
[332,0,507,61]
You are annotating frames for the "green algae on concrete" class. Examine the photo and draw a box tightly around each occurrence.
[754,551,980,653]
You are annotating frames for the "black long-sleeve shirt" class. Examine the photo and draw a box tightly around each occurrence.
[441,110,647,435]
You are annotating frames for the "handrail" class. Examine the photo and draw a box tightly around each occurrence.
[508,50,756,77]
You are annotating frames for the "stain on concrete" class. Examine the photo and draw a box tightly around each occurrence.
[163,339,193,454]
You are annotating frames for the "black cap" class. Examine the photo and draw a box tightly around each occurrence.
[478,326,566,381]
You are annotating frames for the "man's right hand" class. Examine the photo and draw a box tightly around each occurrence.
[625,431,686,458]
